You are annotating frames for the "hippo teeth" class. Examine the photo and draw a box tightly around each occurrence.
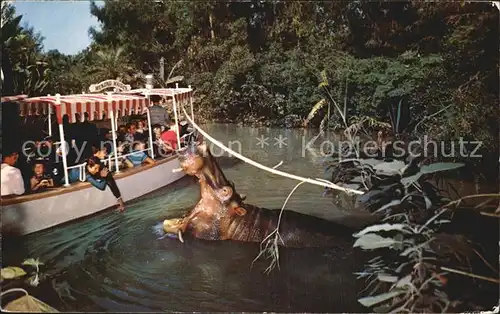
[178,229,184,243]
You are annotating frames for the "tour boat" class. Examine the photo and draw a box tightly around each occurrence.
[1,80,194,236]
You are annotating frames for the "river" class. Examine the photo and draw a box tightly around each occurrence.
[1,124,383,312]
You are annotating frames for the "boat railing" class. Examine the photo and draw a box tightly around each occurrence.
[180,130,196,146]
[65,148,151,183]
[66,162,87,182]
[117,148,151,160]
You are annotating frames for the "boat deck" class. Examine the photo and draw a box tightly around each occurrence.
[1,154,177,206]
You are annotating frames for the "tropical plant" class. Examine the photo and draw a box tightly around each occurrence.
[324,153,500,312]
[1,2,50,96]
[86,45,138,84]
[1,257,44,287]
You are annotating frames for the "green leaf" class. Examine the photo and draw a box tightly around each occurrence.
[401,163,465,187]
[353,234,397,250]
[1,266,27,279]
[304,98,326,125]
[400,172,423,187]
[353,223,408,238]
[358,289,407,307]
[318,70,328,87]
[373,200,402,214]
[22,258,44,267]
[377,273,398,283]
[373,160,406,175]
[420,162,465,174]
[395,274,412,288]
[28,274,40,287]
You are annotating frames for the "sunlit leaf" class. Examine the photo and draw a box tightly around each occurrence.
[353,234,397,250]
[28,274,40,287]
[421,162,465,174]
[373,160,406,175]
[353,223,408,238]
[395,274,412,288]
[304,98,326,126]
[424,196,432,209]
[358,289,407,307]
[22,258,44,267]
[377,273,398,283]
[373,200,402,214]
[318,70,328,87]
[1,266,27,279]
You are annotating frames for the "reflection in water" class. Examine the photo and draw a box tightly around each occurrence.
[3,124,372,312]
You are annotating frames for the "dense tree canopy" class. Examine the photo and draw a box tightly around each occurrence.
[1,0,498,174]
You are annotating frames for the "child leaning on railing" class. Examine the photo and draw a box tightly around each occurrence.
[85,156,125,212]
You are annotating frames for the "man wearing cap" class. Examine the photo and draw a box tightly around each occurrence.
[148,95,170,130]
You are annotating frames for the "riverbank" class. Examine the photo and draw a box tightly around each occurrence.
[193,114,499,186]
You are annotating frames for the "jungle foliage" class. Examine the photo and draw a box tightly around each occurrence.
[2,1,498,161]
[324,152,500,312]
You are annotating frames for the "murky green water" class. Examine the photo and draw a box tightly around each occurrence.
[2,124,372,312]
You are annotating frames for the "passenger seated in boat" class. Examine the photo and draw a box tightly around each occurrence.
[117,125,128,142]
[152,125,162,142]
[1,150,25,196]
[125,122,146,143]
[126,142,155,167]
[160,120,184,151]
[85,156,125,212]
[136,120,147,134]
[152,126,165,157]
[34,137,62,182]
[30,162,55,193]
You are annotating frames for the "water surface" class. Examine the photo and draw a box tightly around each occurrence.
[2,124,371,312]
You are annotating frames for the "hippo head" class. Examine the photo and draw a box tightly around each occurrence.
[177,142,247,216]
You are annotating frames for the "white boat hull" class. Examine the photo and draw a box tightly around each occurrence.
[1,156,185,236]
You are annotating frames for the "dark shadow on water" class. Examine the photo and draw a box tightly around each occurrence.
[19,236,369,312]
[2,210,370,312]
[2,202,30,265]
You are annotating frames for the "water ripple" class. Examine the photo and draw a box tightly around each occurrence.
[3,125,369,312]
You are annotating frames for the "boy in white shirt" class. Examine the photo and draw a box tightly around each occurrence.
[1,150,25,196]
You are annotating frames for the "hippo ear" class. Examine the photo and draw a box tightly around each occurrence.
[232,206,246,216]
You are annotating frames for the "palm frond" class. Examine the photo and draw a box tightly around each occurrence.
[304,98,326,126]
[318,69,329,88]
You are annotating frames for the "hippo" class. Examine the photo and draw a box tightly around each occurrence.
[163,142,360,248]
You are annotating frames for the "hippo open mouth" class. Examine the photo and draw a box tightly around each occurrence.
[177,142,245,208]
[165,142,356,247]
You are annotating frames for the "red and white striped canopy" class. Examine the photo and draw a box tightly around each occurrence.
[21,94,150,124]
[1,95,28,102]
[119,88,193,107]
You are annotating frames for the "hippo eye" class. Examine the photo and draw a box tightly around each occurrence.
[221,186,233,197]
